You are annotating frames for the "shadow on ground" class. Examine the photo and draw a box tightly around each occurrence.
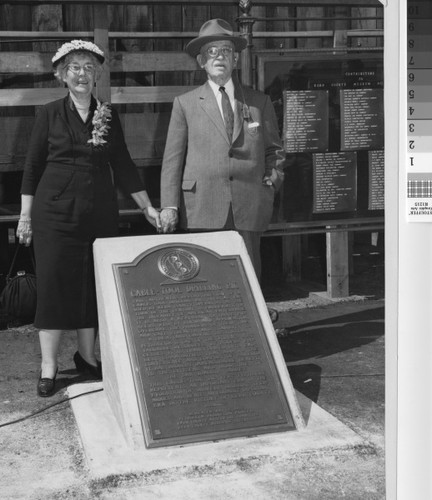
[280,306,384,361]
[268,303,385,434]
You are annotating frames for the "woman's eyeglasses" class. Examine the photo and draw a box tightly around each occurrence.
[67,63,96,75]
[205,46,233,58]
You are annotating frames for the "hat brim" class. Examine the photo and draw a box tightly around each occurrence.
[186,35,247,57]
[52,49,105,67]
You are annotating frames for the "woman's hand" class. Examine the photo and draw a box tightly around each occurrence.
[142,207,162,232]
[16,218,33,246]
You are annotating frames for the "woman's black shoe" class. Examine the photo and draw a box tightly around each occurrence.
[37,368,58,397]
[74,351,102,380]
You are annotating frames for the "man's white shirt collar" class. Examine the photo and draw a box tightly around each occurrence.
[208,78,235,111]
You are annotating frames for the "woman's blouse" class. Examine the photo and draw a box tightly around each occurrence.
[21,95,144,196]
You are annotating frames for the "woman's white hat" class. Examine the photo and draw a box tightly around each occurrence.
[52,40,105,66]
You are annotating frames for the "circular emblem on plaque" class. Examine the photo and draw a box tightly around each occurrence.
[158,248,200,281]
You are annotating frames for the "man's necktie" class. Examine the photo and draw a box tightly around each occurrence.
[219,86,234,141]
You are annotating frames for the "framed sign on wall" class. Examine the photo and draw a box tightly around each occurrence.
[256,51,384,223]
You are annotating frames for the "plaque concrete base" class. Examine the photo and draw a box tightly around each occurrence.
[68,382,365,479]
[93,232,304,449]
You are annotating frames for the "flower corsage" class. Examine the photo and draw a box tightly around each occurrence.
[88,100,112,147]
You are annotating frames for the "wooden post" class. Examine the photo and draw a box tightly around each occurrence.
[93,5,110,103]
[237,0,254,87]
[326,228,349,298]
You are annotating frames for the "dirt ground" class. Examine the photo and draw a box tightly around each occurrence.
[0,248,385,499]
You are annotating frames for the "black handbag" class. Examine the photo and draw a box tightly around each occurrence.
[0,244,37,323]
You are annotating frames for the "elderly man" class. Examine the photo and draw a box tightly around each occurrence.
[160,18,285,282]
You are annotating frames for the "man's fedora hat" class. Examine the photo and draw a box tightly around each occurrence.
[185,19,247,57]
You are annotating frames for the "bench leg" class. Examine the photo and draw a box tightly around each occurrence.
[282,235,301,282]
[326,229,349,298]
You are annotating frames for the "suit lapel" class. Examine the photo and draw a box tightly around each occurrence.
[199,82,231,145]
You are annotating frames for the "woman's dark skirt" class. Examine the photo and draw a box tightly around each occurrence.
[31,164,118,330]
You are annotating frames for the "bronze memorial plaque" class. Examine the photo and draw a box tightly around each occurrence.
[113,243,295,447]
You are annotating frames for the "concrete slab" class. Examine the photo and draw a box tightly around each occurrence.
[67,382,365,480]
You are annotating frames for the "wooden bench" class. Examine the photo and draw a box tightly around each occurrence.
[264,217,384,298]
[113,210,384,299]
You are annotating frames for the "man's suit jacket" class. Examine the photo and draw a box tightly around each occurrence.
[161,81,285,232]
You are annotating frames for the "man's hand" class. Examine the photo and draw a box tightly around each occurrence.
[262,167,281,190]
[262,175,274,189]
[160,208,179,233]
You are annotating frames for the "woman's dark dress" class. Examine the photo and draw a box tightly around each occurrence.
[21,96,145,329]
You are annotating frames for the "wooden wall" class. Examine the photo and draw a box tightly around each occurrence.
[0,1,384,295]
[0,1,383,202]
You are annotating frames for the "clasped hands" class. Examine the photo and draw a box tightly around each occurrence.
[143,207,178,234]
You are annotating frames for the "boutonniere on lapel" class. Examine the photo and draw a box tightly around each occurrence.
[242,104,259,134]
[88,100,112,147]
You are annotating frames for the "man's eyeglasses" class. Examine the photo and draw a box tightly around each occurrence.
[205,46,234,58]
[67,63,96,75]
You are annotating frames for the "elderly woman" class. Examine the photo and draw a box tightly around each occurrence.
[16,40,161,397]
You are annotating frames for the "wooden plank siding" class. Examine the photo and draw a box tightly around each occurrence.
[0,85,197,106]
[31,4,62,91]
[0,0,384,297]
[0,1,383,172]
[0,51,198,73]
[0,1,384,5]
[108,4,153,113]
